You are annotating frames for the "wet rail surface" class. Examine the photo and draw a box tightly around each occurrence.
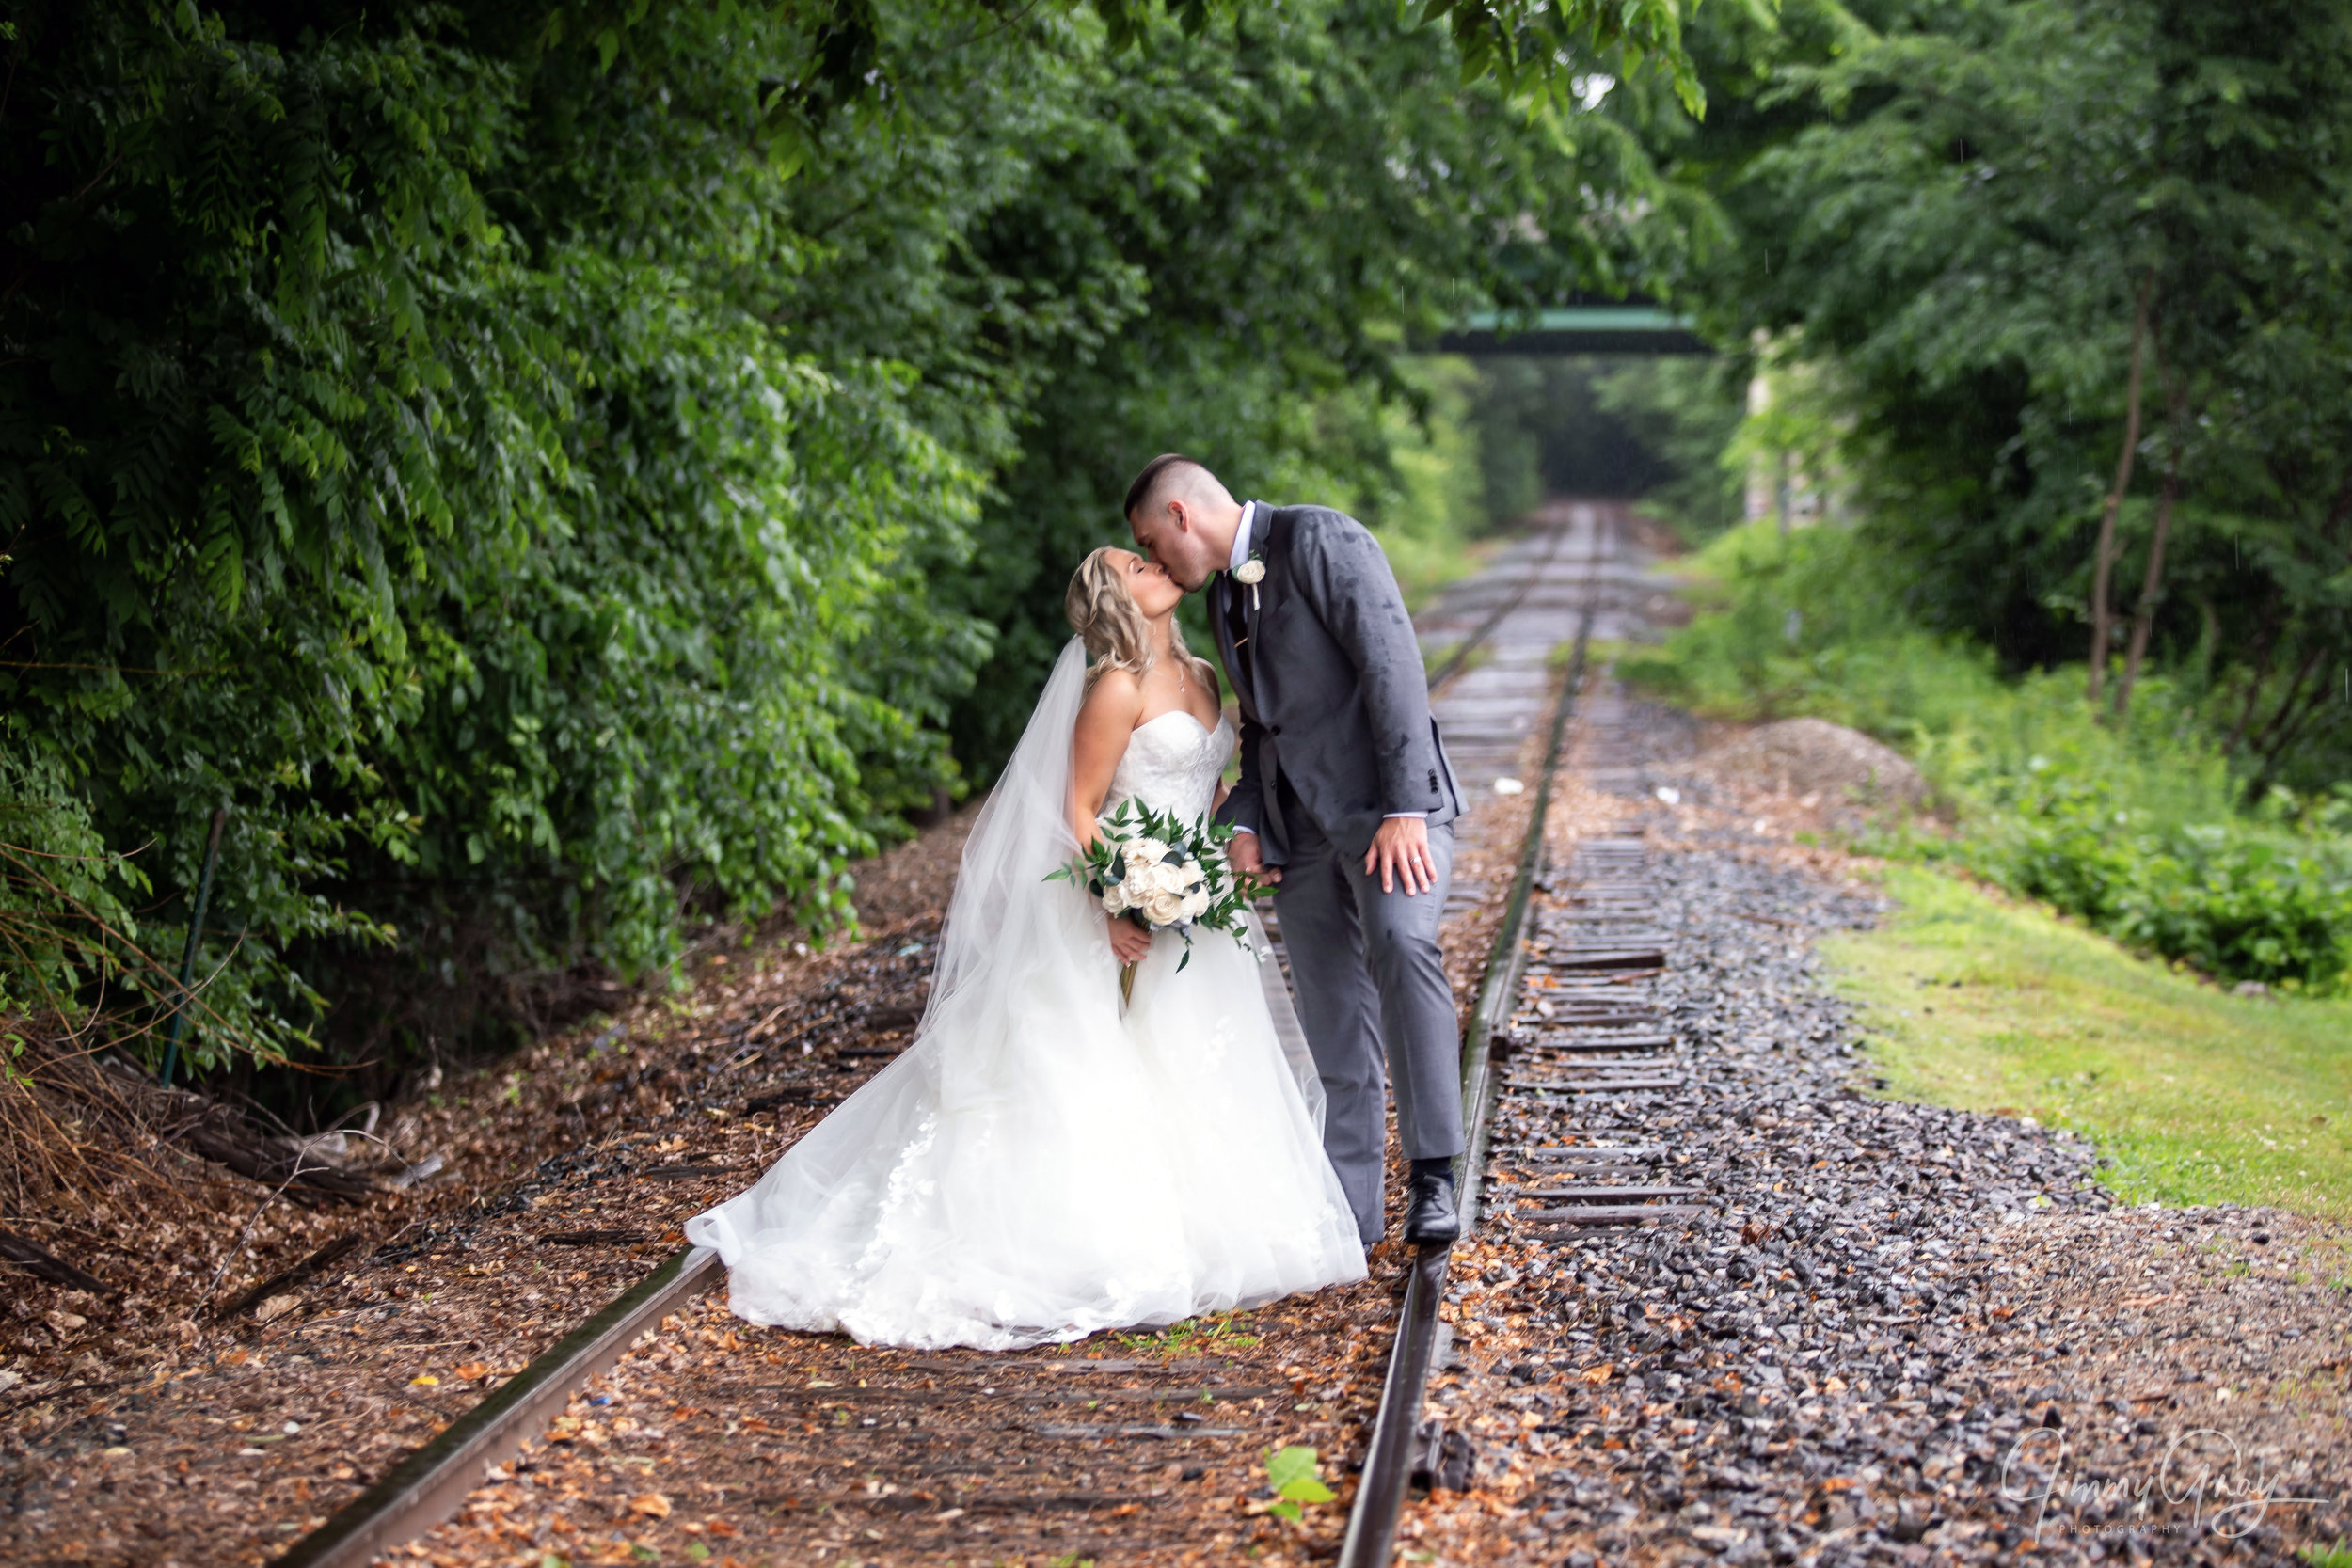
[278,508,1620,1567]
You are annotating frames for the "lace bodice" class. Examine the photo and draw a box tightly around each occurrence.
[1105,710,1233,823]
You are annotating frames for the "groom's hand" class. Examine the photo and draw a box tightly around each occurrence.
[1366,816,1436,895]
[1107,913,1152,964]
[1231,830,1281,886]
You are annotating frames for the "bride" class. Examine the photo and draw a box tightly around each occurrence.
[684,546,1366,1350]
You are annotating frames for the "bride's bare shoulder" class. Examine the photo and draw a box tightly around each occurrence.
[1074,667,1144,736]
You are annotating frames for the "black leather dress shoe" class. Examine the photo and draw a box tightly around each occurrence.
[1403,1172,1461,1247]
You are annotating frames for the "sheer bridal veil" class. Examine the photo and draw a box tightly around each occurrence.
[917,637,1325,1131]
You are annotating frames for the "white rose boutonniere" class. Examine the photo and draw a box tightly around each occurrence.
[1233,552,1265,608]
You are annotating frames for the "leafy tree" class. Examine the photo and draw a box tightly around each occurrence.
[1629,0,2352,793]
[1,0,1701,1086]
[2,1,986,1070]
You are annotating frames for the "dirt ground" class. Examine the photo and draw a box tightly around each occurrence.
[0,789,1041,1566]
[10,662,2346,1568]
[0,682,1549,1568]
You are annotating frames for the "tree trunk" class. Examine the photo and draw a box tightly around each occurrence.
[2243,699,2325,809]
[2240,641,2328,807]
[2224,587,2284,752]
[2088,275,2153,706]
[2111,387,2185,721]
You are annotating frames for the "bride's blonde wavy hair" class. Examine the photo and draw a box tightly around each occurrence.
[1064,547,1216,693]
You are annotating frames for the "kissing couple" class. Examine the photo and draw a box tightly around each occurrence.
[686,456,1468,1351]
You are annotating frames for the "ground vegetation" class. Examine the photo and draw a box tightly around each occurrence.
[1629,520,2352,992]
[1828,863,2352,1217]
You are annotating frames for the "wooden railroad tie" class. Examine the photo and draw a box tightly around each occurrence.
[1520,1204,1708,1225]
[1508,1185,1704,1202]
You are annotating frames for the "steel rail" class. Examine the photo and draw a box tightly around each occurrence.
[1422,519,1573,693]
[268,521,1579,1568]
[277,1247,722,1568]
[1336,515,1605,1568]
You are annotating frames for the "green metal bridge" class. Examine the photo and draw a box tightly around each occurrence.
[1435,304,1710,356]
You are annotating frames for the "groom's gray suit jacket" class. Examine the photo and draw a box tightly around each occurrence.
[1208,501,1468,1240]
[1210,502,1463,860]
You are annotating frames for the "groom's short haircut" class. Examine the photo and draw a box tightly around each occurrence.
[1123,452,1227,521]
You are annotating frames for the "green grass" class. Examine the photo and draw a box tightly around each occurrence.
[1110,1311,1261,1358]
[1424,637,1495,682]
[1821,864,2352,1219]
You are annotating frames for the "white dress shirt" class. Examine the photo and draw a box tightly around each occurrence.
[1222,503,1422,836]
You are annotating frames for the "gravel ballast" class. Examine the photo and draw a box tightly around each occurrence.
[1400,688,2352,1567]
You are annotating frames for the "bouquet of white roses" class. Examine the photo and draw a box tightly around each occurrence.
[1049,798,1257,1001]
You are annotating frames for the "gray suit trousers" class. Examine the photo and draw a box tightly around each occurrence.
[1272,800,1465,1243]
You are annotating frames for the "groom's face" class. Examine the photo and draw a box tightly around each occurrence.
[1129,500,1218,593]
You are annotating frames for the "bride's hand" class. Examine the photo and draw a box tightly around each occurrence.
[1107,913,1152,965]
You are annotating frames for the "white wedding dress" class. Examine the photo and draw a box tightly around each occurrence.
[685,639,1366,1350]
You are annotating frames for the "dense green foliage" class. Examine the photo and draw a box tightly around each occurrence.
[924,14,1694,769]
[1,0,1692,1084]
[1591,357,1745,539]
[1462,357,1674,520]
[1621,0,2352,793]
[4,1,995,1069]
[1583,0,2352,987]
[1631,522,2352,991]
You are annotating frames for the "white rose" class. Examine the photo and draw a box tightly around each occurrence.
[1102,882,1131,915]
[1125,836,1170,868]
[1180,888,1210,920]
[1149,859,1190,895]
[1233,558,1266,585]
[1140,888,1187,927]
[1179,859,1206,890]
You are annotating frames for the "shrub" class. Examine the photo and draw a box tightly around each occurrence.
[1635,521,2352,992]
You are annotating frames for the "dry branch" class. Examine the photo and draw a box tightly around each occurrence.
[0,1228,113,1294]
[208,1231,369,1321]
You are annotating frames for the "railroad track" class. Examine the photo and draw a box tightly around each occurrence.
[1337,514,1719,1564]
[1336,507,1606,1566]
[278,509,1601,1568]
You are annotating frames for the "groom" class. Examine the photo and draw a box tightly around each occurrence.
[1126,454,1467,1248]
